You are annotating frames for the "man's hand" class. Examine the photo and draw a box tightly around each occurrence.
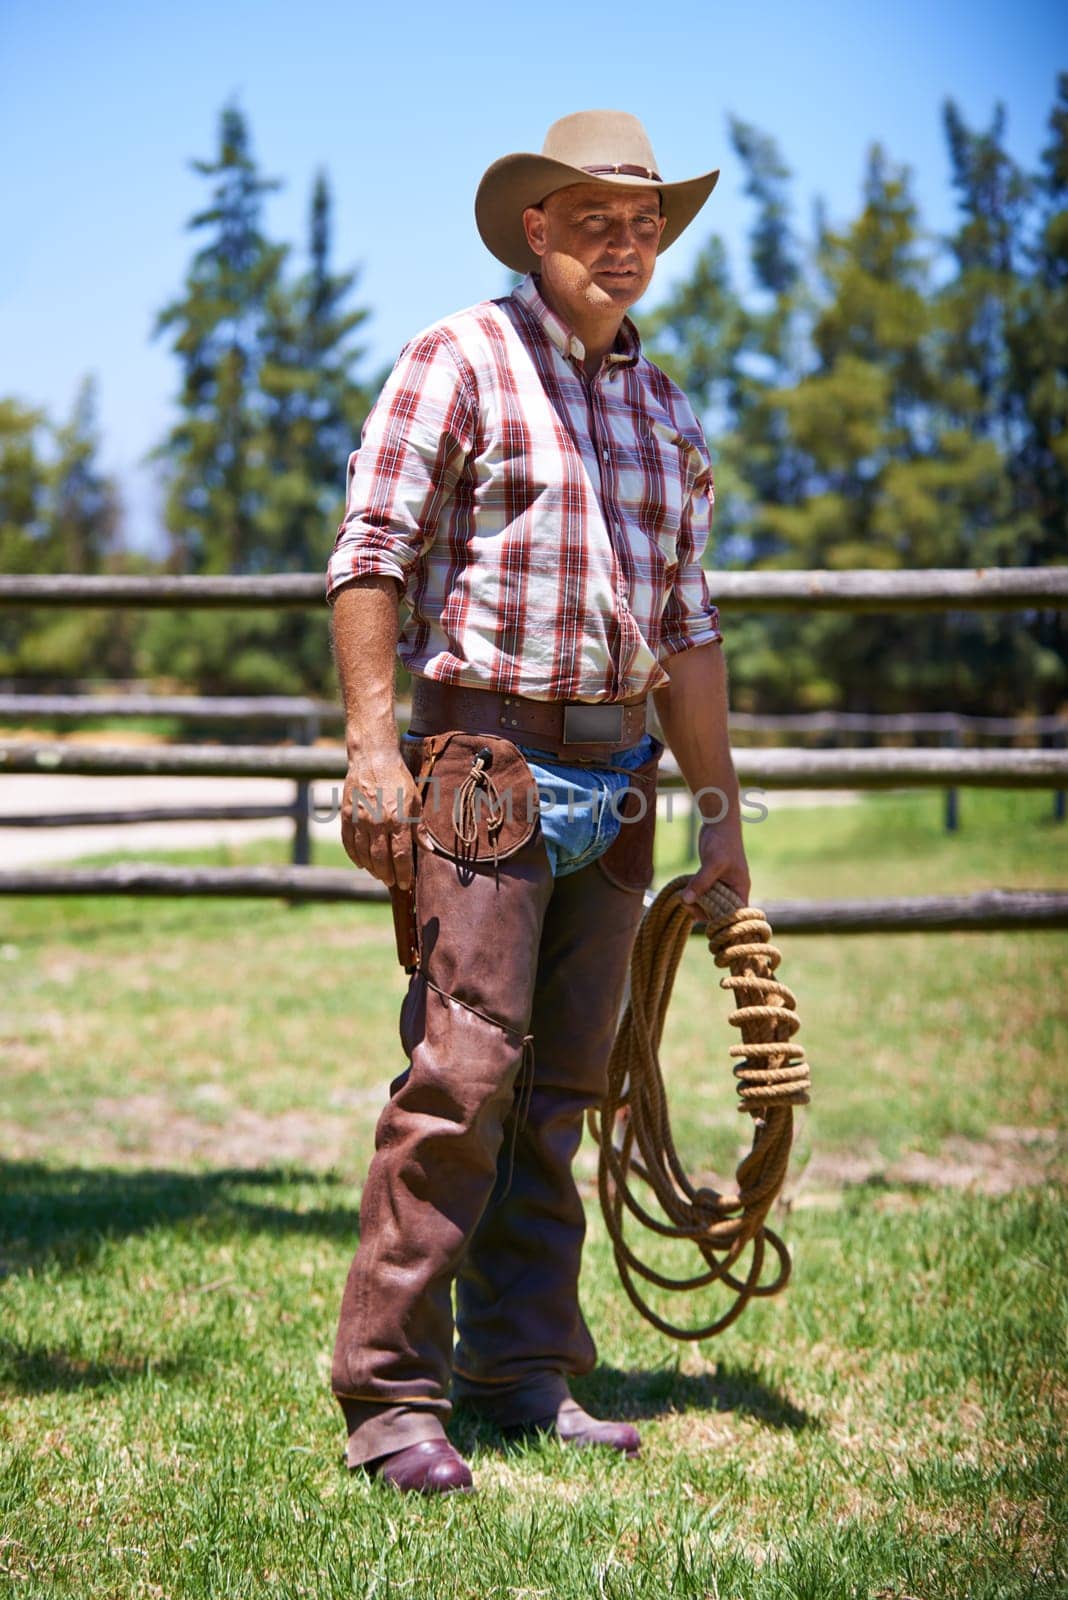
[341,743,421,892]
[680,816,751,913]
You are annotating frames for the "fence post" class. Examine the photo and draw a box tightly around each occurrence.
[943,722,960,833]
[290,712,319,868]
[1050,727,1065,823]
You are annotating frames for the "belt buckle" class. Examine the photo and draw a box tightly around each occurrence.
[562,702,625,745]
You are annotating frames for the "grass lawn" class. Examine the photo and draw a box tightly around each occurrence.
[1,788,1065,1597]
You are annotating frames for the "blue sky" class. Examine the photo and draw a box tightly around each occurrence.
[1,0,1063,551]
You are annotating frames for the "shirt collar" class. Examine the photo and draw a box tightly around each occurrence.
[512,273,642,372]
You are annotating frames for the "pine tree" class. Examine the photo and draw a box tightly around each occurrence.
[0,383,134,685]
[152,101,286,578]
[258,171,372,572]
[724,118,808,554]
[148,107,373,695]
[940,100,1031,455]
[1006,74,1068,710]
[0,399,50,581]
[761,147,998,710]
[256,171,374,691]
[643,237,748,551]
[52,376,121,575]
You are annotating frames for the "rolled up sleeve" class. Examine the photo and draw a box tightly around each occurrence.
[658,457,723,659]
[325,332,475,606]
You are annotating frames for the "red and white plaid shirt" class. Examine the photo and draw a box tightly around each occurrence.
[326,274,722,702]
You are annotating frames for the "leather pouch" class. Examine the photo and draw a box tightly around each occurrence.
[402,731,541,865]
[596,743,662,893]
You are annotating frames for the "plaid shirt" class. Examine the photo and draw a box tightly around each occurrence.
[326,274,721,702]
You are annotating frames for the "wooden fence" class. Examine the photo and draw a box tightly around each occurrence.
[1,697,1063,846]
[1,567,1065,932]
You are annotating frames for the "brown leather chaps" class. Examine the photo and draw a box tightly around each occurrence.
[331,737,657,1468]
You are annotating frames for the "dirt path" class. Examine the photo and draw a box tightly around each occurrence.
[0,772,862,868]
[0,774,337,866]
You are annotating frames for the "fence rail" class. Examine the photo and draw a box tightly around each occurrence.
[2,739,1065,788]
[1,693,1065,742]
[1,566,1063,924]
[1,566,1066,611]
[0,865,1062,934]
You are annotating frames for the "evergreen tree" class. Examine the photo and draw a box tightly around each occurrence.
[660,121,812,708]
[643,94,1067,716]
[643,237,749,551]
[722,118,809,565]
[760,147,1010,710]
[258,170,372,572]
[1006,74,1068,709]
[256,171,374,691]
[152,101,286,578]
[0,400,50,583]
[148,107,372,695]
[52,376,122,575]
[0,384,136,685]
[940,100,1031,455]
[730,117,801,300]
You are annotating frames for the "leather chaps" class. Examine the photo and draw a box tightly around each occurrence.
[331,734,659,1467]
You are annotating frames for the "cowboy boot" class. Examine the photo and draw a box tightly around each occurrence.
[331,819,554,1477]
[450,850,649,1454]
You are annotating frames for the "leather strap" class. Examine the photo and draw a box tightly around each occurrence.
[582,163,662,182]
[409,678,647,764]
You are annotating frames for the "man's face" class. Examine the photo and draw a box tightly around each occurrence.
[522,182,667,322]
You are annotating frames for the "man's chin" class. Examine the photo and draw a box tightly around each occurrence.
[588,275,643,307]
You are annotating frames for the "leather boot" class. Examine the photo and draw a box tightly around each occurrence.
[367,1438,475,1495]
[332,828,554,1469]
[503,1397,641,1457]
[450,852,648,1430]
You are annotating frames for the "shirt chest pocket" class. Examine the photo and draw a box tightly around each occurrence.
[610,417,698,563]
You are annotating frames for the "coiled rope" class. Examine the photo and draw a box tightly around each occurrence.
[590,876,812,1340]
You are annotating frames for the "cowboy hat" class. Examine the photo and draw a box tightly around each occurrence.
[475,110,719,276]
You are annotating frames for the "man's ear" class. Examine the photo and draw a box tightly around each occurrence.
[522,204,548,258]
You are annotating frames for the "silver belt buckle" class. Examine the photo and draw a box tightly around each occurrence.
[562,702,625,745]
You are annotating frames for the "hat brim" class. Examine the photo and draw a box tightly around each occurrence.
[475,153,720,276]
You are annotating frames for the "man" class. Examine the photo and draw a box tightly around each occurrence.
[326,110,750,1495]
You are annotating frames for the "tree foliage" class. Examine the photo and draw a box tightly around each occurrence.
[644,81,1067,715]
[145,104,372,695]
[0,379,141,684]
[2,89,1064,715]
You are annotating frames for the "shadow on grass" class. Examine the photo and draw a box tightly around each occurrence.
[574,1363,814,1430]
[451,1364,815,1456]
[0,1161,361,1275]
[0,1340,188,1396]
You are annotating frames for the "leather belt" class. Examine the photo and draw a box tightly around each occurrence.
[409,678,647,763]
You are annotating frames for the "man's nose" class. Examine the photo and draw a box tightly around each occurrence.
[604,219,642,252]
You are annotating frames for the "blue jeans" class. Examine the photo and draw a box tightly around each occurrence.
[517,733,660,877]
[403,730,659,880]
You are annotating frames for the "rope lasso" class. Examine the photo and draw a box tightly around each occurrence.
[590,876,812,1340]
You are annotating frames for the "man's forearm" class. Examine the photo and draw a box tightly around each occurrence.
[652,641,740,823]
[330,577,402,756]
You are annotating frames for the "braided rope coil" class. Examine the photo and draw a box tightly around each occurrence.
[590,876,812,1340]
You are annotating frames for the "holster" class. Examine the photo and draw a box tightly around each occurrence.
[407,731,541,864]
[389,731,545,970]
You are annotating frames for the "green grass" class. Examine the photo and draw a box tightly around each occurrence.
[1,789,1065,1596]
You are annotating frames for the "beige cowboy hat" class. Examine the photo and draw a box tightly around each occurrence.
[475,110,719,276]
